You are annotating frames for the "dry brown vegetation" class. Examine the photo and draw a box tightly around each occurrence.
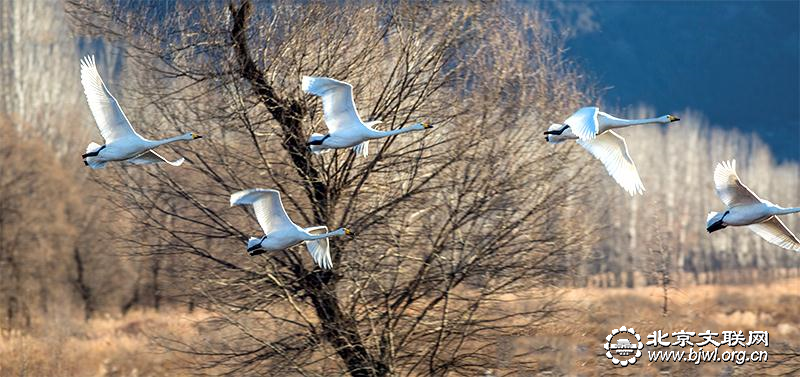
[0,310,206,377]
[535,278,800,376]
[2,280,798,376]
[1,0,799,376]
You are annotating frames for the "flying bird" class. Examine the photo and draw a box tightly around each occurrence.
[706,160,800,252]
[302,76,432,157]
[230,188,353,269]
[79,55,203,169]
[545,107,680,195]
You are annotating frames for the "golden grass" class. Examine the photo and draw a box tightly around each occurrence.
[2,279,798,376]
[501,278,800,376]
[0,310,209,377]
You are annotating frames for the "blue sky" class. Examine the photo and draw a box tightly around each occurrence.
[545,0,799,161]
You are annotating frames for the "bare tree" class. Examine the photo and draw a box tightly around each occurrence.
[66,1,599,375]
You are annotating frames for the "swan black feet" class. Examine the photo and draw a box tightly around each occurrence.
[706,220,727,233]
[247,248,266,256]
[306,134,330,146]
[81,145,106,158]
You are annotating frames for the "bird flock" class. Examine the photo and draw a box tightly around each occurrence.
[78,54,800,270]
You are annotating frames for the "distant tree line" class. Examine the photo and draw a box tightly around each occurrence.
[582,107,800,288]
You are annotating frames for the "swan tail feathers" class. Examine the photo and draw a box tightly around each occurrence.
[85,142,102,154]
[309,144,326,154]
[84,157,107,169]
[246,237,268,256]
[83,142,106,169]
[706,211,725,231]
[308,133,328,154]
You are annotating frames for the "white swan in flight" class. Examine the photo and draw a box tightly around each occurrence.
[79,55,203,169]
[302,76,432,157]
[230,188,353,269]
[706,160,800,252]
[545,107,680,195]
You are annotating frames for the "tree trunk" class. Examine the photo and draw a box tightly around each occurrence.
[72,247,95,321]
[151,257,161,311]
[228,2,386,375]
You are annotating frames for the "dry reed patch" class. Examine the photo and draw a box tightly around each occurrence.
[0,310,210,377]
[517,279,800,376]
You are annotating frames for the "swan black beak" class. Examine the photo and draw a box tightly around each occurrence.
[668,115,680,122]
[193,135,204,139]
[706,220,727,233]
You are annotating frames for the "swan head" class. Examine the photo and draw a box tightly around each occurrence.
[413,122,433,130]
[332,227,354,237]
[660,115,680,124]
[183,132,203,140]
[706,211,728,233]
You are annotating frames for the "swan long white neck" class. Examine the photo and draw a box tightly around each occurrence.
[307,233,333,240]
[369,126,420,139]
[306,228,346,240]
[148,134,190,148]
[773,206,800,216]
[600,114,667,130]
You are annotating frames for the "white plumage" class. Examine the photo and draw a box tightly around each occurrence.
[302,76,363,134]
[230,188,353,269]
[577,131,645,196]
[561,106,600,141]
[713,159,761,207]
[545,107,680,196]
[79,55,202,169]
[302,76,432,157]
[706,159,800,252]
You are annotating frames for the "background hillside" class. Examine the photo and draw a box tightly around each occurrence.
[546,0,800,161]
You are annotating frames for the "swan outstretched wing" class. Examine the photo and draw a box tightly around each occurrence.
[304,226,333,269]
[578,130,645,196]
[230,189,295,234]
[127,150,185,166]
[563,107,599,140]
[302,76,366,134]
[713,159,761,207]
[80,55,141,143]
[352,141,369,157]
[748,217,800,252]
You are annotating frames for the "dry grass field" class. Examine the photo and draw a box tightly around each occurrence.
[0,310,207,377]
[511,278,800,376]
[2,279,798,377]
